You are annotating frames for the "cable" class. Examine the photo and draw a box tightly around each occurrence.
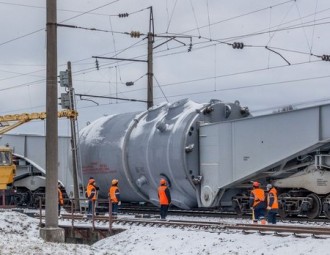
[4,3,325,83]
[71,39,326,90]
[158,59,322,88]
[189,0,201,38]
[166,0,178,33]
[309,0,320,57]
[72,59,324,101]
[2,1,329,96]
[108,15,123,83]
[154,75,169,102]
[293,1,312,51]
[59,0,120,23]
[0,0,120,50]
[56,23,130,35]
[0,28,44,48]
[150,74,330,101]
[217,15,330,43]
[206,0,212,39]
[267,1,295,46]
[182,0,295,35]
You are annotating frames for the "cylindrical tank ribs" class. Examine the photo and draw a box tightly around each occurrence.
[79,99,250,209]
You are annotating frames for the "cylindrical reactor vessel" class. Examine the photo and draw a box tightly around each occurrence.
[79,98,249,209]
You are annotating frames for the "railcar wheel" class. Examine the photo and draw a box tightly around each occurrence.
[323,194,330,219]
[306,193,322,219]
[12,193,24,206]
[278,193,290,219]
[233,200,243,216]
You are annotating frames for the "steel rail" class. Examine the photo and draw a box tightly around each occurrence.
[57,213,330,238]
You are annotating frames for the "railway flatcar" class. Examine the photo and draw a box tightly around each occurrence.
[79,98,330,219]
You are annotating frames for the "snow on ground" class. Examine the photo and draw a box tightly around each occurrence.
[0,210,329,255]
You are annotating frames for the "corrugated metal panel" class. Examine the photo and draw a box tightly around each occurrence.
[199,104,330,206]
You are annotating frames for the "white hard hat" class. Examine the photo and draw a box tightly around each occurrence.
[266,184,272,191]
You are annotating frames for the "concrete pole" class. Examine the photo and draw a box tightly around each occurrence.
[40,0,65,242]
[147,7,154,109]
[67,61,80,211]
[147,32,153,109]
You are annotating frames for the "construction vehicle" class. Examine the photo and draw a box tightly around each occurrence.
[0,146,16,206]
[0,146,15,189]
[0,110,77,207]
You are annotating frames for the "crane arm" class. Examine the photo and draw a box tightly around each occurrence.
[0,110,78,135]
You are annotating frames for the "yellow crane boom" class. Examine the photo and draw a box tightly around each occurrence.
[0,109,78,135]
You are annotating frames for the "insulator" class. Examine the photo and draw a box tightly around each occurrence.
[188,43,192,52]
[130,31,141,38]
[119,13,129,18]
[232,42,244,49]
[322,55,330,61]
[126,81,134,86]
[95,59,99,70]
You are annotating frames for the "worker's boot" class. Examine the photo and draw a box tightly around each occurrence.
[260,217,267,225]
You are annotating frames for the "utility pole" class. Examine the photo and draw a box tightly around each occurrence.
[67,61,81,211]
[92,7,155,109]
[40,0,65,242]
[90,6,190,109]
[147,7,154,109]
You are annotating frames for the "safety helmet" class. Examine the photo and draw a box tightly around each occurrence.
[112,179,118,185]
[252,181,260,188]
[266,184,272,191]
[160,178,166,185]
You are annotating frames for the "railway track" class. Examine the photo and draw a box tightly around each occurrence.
[118,205,330,224]
[55,213,330,238]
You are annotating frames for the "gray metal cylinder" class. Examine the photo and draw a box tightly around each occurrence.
[79,99,249,208]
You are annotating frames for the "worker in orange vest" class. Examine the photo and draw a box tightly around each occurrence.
[266,184,279,224]
[58,182,64,216]
[109,179,121,216]
[249,181,266,224]
[158,178,171,220]
[86,178,98,216]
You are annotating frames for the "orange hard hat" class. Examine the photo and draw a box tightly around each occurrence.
[112,179,118,185]
[160,178,166,185]
[253,181,260,188]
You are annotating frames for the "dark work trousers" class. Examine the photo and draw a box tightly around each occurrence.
[160,205,169,219]
[87,200,94,215]
[112,203,119,215]
[254,202,266,220]
[267,209,278,224]
[58,204,61,216]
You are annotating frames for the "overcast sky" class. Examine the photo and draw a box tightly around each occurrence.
[0,0,329,135]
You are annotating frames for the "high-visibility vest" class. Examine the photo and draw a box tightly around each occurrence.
[158,185,170,205]
[251,188,265,207]
[267,188,279,209]
[58,188,64,205]
[109,186,119,203]
[86,184,97,201]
